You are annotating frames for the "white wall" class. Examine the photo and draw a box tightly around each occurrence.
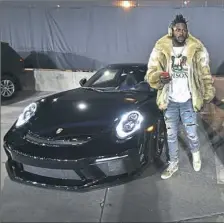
[21,69,95,92]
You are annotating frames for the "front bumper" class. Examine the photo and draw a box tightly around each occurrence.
[4,143,145,191]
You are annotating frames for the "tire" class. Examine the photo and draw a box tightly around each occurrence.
[147,118,167,163]
[155,118,169,164]
[1,75,17,100]
[155,119,166,159]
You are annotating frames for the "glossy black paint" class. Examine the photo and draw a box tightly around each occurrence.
[4,63,166,191]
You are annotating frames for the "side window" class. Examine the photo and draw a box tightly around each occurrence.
[120,66,157,93]
[122,67,147,84]
[134,68,147,83]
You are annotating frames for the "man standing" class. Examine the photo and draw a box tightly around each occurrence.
[145,14,215,179]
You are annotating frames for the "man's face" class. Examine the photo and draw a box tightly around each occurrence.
[173,23,188,44]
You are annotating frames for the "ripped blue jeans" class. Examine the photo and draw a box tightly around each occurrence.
[163,99,200,162]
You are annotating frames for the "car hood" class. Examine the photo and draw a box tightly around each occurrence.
[28,87,150,137]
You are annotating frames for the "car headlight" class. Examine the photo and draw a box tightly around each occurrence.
[116,111,144,139]
[15,102,37,127]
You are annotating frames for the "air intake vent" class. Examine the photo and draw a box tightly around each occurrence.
[25,131,92,147]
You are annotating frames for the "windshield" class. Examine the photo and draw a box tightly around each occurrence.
[83,65,154,92]
[84,68,121,88]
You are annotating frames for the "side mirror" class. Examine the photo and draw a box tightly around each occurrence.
[79,78,87,87]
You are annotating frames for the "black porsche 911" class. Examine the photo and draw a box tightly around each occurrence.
[3,63,166,191]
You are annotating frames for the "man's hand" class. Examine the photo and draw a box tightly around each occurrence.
[160,72,172,84]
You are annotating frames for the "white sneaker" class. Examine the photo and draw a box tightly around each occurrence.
[192,151,201,172]
[161,161,179,179]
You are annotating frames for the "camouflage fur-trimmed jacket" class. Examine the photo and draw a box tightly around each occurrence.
[145,33,216,112]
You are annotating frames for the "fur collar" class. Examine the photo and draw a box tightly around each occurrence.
[154,33,204,64]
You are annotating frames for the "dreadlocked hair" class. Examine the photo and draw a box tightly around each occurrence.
[171,14,188,27]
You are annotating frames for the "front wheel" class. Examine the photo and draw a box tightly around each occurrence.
[1,75,17,100]
[155,119,166,159]
[147,118,167,163]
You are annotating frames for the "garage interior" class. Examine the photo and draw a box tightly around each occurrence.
[1,0,224,222]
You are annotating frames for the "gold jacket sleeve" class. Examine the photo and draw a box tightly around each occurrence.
[144,47,165,90]
[197,46,216,103]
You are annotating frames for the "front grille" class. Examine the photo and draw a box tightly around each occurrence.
[23,164,82,180]
[24,131,92,147]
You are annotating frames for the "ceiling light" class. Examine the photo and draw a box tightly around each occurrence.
[114,1,136,8]
[184,1,190,5]
[122,1,131,8]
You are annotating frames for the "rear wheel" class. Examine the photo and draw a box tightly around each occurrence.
[1,75,17,100]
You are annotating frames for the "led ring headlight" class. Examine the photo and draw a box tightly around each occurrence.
[116,111,144,139]
[16,102,37,127]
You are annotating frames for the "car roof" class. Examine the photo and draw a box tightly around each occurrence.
[106,63,147,69]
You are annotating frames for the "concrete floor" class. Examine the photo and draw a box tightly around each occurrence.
[1,91,224,222]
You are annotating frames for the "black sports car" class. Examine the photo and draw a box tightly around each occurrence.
[3,63,166,191]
